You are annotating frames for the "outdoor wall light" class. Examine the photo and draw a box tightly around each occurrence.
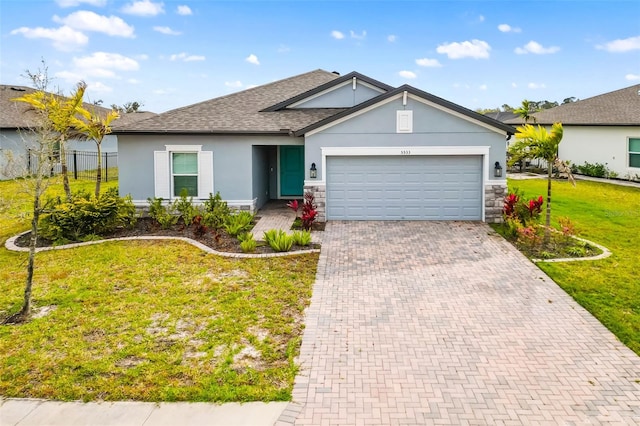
[494,161,503,178]
[310,162,317,179]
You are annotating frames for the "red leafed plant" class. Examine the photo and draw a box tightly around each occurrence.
[287,193,318,230]
[301,192,318,231]
[503,193,520,217]
[527,196,544,217]
[286,199,299,213]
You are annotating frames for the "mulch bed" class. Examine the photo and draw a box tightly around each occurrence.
[14,217,320,254]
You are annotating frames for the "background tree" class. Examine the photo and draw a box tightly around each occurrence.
[513,99,538,123]
[72,107,119,197]
[3,65,59,323]
[508,123,575,244]
[111,101,143,113]
[14,81,88,201]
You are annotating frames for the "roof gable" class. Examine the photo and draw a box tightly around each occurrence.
[261,71,394,112]
[296,84,516,136]
[506,84,640,126]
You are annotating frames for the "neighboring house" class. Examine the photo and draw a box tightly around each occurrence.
[113,70,515,222]
[0,84,155,180]
[506,84,640,179]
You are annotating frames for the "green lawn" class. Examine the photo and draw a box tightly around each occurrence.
[507,178,640,355]
[0,177,319,402]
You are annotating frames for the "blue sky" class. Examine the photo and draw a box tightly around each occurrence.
[1,0,639,113]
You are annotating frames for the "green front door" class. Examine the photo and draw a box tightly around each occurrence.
[280,146,304,196]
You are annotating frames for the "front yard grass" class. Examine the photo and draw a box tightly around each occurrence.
[0,178,319,402]
[507,178,640,356]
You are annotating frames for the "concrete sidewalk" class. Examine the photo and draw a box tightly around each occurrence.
[1,398,287,426]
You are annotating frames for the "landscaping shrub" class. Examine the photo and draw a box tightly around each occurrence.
[224,211,254,236]
[40,188,137,243]
[173,189,200,226]
[202,192,231,229]
[292,230,312,246]
[264,229,294,252]
[572,161,611,178]
[238,232,257,253]
[263,229,279,246]
[147,197,179,229]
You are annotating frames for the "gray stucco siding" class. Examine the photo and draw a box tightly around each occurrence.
[294,81,384,108]
[118,134,299,203]
[303,97,508,180]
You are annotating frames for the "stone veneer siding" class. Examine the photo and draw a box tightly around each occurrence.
[485,184,506,223]
[306,183,505,223]
[303,184,326,222]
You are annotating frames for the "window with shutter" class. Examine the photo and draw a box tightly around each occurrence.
[154,146,213,199]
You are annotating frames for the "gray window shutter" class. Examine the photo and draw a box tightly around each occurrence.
[198,151,214,198]
[154,151,170,199]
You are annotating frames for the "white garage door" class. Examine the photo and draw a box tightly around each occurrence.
[326,155,482,220]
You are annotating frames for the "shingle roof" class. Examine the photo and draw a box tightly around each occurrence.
[0,84,153,129]
[113,69,344,134]
[505,84,640,126]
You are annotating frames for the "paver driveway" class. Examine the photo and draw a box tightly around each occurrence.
[276,222,640,425]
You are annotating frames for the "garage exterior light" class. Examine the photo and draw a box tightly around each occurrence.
[494,161,503,178]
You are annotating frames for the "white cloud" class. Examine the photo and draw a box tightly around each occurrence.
[515,41,560,54]
[170,52,205,61]
[136,54,149,60]
[415,57,442,67]
[87,81,113,93]
[597,35,640,52]
[55,70,84,82]
[176,5,192,15]
[625,73,640,81]
[511,82,518,88]
[498,23,521,33]
[10,25,88,51]
[350,30,366,40]
[74,52,140,73]
[53,11,135,38]
[398,70,417,79]
[225,81,243,88]
[387,34,397,43]
[127,78,140,84]
[154,26,181,35]
[528,82,546,89]
[56,0,106,7]
[245,54,260,65]
[437,39,491,59]
[479,84,488,90]
[478,15,485,22]
[331,30,344,40]
[121,0,164,16]
[277,44,290,53]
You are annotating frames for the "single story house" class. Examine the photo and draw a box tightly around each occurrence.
[0,84,155,180]
[506,84,640,179]
[113,70,515,222]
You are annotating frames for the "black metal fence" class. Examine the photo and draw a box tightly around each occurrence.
[28,149,118,182]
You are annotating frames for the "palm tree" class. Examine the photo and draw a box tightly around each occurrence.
[73,107,119,197]
[508,122,575,244]
[513,99,537,124]
[13,82,88,200]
